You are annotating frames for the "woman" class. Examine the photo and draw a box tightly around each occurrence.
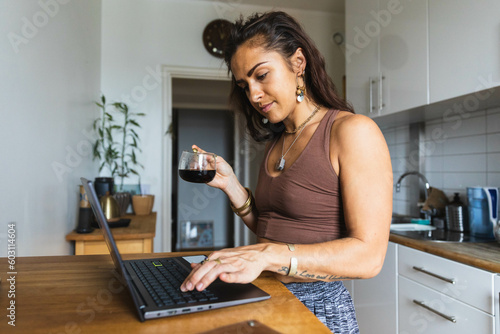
[181,11,392,333]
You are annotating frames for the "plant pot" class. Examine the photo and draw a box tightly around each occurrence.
[132,195,154,216]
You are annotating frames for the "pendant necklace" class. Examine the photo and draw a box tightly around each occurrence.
[276,104,320,171]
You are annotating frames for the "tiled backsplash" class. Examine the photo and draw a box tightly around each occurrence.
[382,107,500,215]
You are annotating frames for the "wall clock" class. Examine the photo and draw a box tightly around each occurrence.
[202,19,232,58]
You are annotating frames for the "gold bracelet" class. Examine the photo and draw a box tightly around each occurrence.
[230,187,252,213]
[236,205,253,217]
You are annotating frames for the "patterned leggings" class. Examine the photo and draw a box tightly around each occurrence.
[284,281,359,334]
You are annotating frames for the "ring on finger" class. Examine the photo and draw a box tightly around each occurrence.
[213,258,222,265]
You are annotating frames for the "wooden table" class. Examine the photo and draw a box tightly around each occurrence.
[66,213,156,255]
[0,252,331,333]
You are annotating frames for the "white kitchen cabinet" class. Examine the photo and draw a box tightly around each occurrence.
[349,242,397,334]
[495,275,500,334]
[379,0,429,115]
[398,245,496,333]
[398,245,495,314]
[399,275,495,333]
[346,0,428,116]
[429,0,500,104]
[345,0,379,116]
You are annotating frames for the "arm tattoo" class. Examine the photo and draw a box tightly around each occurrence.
[277,266,290,275]
[299,270,361,281]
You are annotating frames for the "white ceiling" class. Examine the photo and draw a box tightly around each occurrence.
[196,0,345,14]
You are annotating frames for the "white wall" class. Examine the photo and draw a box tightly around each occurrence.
[0,0,344,256]
[386,107,500,215]
[0,0,101,256]
[100,0,345,252]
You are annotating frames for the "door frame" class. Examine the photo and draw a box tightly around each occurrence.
[161,65,246,252]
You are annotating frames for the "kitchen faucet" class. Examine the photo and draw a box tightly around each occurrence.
[396,171,433,220]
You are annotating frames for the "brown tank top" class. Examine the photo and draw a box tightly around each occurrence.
[255,109,346,244]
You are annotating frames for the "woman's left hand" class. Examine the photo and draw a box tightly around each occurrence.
[180,244,270,292]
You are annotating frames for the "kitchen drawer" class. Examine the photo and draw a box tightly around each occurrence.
[399,276,494,334]
[398,245,494,314]
[495,275,500,334]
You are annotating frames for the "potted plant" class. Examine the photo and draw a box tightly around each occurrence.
[111,101,144,192]
[92,95,145,215]
[132,176,155,216]
[92,95,119,198]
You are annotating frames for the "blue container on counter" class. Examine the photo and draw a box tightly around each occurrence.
[467,187,498,240]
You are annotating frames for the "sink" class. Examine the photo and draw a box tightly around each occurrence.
[391,214,414,224]
[390,224,436,232]
[389,213,493,242]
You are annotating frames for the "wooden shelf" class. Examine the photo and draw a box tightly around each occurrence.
[66,212,156,255]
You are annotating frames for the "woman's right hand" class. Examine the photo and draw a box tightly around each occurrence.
[191,145,236,192]
[192,145,258,233]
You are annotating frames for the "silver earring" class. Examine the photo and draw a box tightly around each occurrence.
[262,118,269,124]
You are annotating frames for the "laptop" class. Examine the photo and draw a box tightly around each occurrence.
[80,177,270,321]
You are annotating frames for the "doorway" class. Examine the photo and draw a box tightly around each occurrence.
[162,66,259,252]
[171,107,234,251]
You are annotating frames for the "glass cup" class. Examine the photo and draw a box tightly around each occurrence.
[178,150,217,183]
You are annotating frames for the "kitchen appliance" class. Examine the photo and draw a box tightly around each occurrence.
[467,187,498,240]
[99,192,120,223]
[94,177,114,197]
[445,193,468,232]
[75,185,94,234]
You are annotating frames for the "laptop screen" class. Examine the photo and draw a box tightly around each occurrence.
[80,177,127,276]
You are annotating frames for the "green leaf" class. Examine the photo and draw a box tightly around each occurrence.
[95,102,103,108]
[129,119,140,127]
[105,112,113,121]
[130,169,139,175]
[101,95,106,104]
[105,128,112,141]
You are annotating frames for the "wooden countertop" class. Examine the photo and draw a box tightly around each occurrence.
[390,233,500,273]
[66,212,156,241]
[0,252,330,333]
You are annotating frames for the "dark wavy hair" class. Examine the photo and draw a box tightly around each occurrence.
[224,11,354,142]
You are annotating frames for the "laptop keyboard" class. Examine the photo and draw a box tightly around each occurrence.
[130,258,219,307]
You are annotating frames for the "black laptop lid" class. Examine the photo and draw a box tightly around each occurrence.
[80,178,127,276]
[81,177,147,321]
